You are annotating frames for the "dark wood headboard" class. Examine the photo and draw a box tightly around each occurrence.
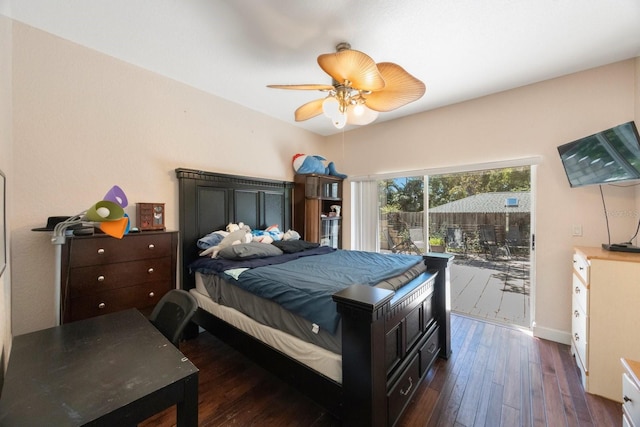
[175,168,293,291]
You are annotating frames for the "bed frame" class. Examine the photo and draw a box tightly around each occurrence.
[176,168,452,427]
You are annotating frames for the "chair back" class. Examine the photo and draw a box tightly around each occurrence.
[149,289,198,347]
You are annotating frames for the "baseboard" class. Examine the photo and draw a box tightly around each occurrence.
[532,324,571,345]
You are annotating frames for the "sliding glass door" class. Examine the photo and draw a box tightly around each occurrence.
[374,166,533,328]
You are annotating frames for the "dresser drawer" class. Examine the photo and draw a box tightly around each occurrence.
[572,252,589,285]
[68,233,173,267]
[419,325,439,377]
[623,409,634,427]
[572,273,588,314]
[624,372,640,425]
[68,281,172,321]
[68,257,172,297]
[388,354,419,426]
[571,300,588,370]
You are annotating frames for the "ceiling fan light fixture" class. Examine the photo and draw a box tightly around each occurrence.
[347,104,378,126]
[268,42,425,130]
[322,96,340,118]
[332,112,347,129]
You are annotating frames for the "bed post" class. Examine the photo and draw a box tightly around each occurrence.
[333,284,394,427]
[424,252,454,359]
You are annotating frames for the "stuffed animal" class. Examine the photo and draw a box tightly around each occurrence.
[292,154,347,179]
[226,222,251,233]
[200,227,252,258]
[283,229,301,241]
[251,224,283,244]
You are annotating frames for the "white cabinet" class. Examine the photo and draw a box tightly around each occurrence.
[571,247,640,402]
[622,358,640,426]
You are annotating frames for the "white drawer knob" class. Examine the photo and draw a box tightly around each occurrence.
[148,244,155,250]
[574,333,579,341]
[97,275,105,282]
[97,248,105,255]
[148,292,155,298]
[98,302,105,309]
[147,268,154,274]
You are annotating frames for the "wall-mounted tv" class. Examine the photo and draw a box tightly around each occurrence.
[557,121,640,188]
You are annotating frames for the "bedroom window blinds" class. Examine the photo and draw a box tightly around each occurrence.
[350,180,379,252]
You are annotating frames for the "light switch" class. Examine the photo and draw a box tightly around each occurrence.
[572,224,583,236]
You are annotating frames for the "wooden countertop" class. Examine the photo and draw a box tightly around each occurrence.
[622,358,640,386]
[575,246,640,263]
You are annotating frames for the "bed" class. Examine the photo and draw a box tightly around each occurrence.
[176,168,453,427]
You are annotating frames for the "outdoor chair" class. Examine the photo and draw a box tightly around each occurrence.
[446,227,466,255]
[506,225,529,255]
[479,224,510,259]
[386,228,422,255]
[408,228,426,253]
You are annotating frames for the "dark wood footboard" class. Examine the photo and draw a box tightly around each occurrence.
[333,253,453,427]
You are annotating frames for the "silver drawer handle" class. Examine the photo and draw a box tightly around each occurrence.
[148,244,155,250]
[148,292,155,298]
[574,286,580,294]
[574,333,579,341]
[97,275,105,282]
[98,302,106,309]
[97,248,105,255]
[400,377,413,396]
[147,268,154,274]
[574,310,579,318]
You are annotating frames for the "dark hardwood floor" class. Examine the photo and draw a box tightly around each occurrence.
[140,314,621,426]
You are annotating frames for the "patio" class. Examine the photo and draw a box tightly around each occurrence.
[449,252,531,328]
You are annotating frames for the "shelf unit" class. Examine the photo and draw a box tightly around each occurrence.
[293,174,343,248]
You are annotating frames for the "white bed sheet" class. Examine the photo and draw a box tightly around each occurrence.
[192,273,343,383]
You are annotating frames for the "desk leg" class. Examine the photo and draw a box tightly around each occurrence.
[177,373,199,427]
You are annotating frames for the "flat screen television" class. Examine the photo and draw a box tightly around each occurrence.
[557,121,640,188]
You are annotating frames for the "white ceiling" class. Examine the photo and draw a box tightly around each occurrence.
[2,0,640,136]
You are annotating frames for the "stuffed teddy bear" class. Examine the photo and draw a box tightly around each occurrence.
[226,222,251,233]
[292,154,347,179]
[200,223,252,258]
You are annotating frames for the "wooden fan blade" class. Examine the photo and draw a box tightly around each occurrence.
[267,84,335,91]
[365,62,426,112]
[317,49,385,91]
[295,98,324,121]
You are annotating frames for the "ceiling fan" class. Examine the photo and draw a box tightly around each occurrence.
[267,42,426,129]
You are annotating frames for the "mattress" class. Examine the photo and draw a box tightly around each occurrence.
[190,285,343,383]
[194,259,428,353]
[196,271,342,353]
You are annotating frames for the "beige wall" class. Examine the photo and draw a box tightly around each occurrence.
[0,14,13,369]
[11,22,325,335]
[6,19,640,345]
[325,59,639,343]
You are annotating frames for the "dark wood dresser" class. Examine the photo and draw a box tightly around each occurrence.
[60,230,178,323]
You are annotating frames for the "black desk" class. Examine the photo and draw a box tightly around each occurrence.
[0,309,198,426]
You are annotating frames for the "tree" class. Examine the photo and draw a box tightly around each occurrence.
[380,177,424,212]
[429,167,530,208]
